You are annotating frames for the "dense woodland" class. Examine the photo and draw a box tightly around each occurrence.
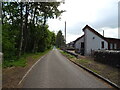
[2,2,65,62]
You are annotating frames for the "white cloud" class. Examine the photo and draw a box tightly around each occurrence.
[98,27,118,38]
[66,33,82,44]
[48,0,119,43]
[47,19,64,34]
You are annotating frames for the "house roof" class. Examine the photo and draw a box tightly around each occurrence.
[82,25,120,43]
[74,35,84,44]
[67,41,74,45]
[105,37,120,43]
[82,25,106,41]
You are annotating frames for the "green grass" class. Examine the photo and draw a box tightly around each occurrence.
[3,48,52,68]
[91,69,100,74]
[60,50,91,63]
[3,58,27,68]
[60,51,76,58]
[32,49,51,59]
[76,59,91,64]
[61,51,100,74]
[57,48,61,50]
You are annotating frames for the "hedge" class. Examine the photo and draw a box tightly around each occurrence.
[93,50,120,67]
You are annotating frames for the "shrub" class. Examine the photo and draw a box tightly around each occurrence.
[93,50,120,67]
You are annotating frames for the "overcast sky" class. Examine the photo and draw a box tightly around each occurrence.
[48,0,119,43]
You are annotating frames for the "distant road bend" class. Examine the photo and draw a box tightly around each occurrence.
[22,48,111,88]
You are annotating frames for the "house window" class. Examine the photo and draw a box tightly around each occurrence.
[114,44,117,49]
[110,43,113,49]
[113,43,114,49]
[101,41,104,48]
[93,37,95,39]
[81,42,84,48]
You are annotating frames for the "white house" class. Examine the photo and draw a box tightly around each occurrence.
[74,25,120,56]
[74,35,84,55]
[67,41,74,48]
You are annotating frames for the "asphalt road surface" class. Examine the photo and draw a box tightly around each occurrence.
[22,48,111,88]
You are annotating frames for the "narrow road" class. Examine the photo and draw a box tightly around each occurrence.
[22,48,110,88]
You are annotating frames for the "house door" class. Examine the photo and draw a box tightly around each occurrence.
[81,42,84,55]
[81,42,84,48]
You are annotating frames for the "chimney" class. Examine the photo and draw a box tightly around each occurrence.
[103,30,104,37]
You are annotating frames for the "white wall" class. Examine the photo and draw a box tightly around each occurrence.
[74,36,84,50]
[119,28,120,39]
[84,29,108,55]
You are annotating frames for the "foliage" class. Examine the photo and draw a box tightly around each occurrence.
[3,57,27,68]
[60,50,75,59]
[2,24,17,60]
[2,2,64,66]
[3,48,52,68]
[55,30,65,48]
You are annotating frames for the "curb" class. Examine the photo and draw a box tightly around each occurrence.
[69,60,120,89]
[61,51,120,89]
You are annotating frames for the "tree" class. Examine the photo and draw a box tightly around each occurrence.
[2,2,64,61]
[18,2,24,56]
[55,30,65,48]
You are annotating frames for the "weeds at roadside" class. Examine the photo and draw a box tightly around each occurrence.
[3,49,51,68]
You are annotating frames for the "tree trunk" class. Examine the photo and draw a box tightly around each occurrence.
[18,2,24,57]
[1,2,4,24]
[43,15,47,26]
[23,3,29,53]
[32,7,37,53]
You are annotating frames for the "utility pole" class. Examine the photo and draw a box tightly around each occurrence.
[65,21,66,44]
[65,21,66,50]
[103,30,104,37]
[118,28,120,39]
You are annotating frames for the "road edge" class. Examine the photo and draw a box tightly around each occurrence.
[17,50,52,87]
[60,50,120,89]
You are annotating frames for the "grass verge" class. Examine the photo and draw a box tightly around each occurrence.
[3,49,51,68]
[3,48,52,88]
[60,50,120,86]
[60,51,76,59]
